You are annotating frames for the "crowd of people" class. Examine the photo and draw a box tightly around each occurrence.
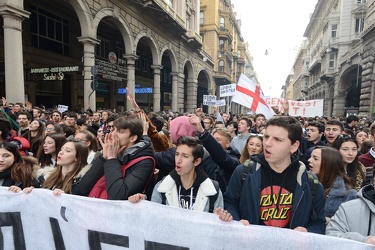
[1,92,374,245]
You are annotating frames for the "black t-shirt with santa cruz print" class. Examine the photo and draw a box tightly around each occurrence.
[259,160,299,228]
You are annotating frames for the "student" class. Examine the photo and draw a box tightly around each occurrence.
[239,134,263,164]
[78,114,155,200]
[308,146,357,223]
[324,120,344,146]
[333,136,366,191]
[1,142,35,191]
[129,136,225,215]
[300,121,326,161]
[189,114,240,193]
[36,133,67,169]
[250,114,266,134]
[74,129,99,164]
[359,123,375,185]
[325,167,375,245]
[29,140,91,195]
[230,117,252,153]
[22,119,45,157]
[224,116,326,234]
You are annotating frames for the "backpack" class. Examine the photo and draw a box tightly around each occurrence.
[161,179,220,213]
[11,136,30,156]
[241,159,320,220]
[89,156,155,199]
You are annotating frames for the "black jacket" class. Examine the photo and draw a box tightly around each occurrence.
[198,130,240,192]
[78,138,155,200]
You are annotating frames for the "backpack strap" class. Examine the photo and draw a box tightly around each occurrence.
[236,159,255,198]
[121,155,156,193]
[307,171,319,221]
[209,180,220,213]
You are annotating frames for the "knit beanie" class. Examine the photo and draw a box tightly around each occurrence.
[170,116,196,144]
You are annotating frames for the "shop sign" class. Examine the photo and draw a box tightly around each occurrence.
[95,59,127,82]
[43,72,64,81]
[30,66,80,73]
[118,88,153,94]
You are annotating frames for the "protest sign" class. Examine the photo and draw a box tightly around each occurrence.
[220,84,236,97]
[57,104,69,113]
[203,95,216,106]
[215,99,226,106]
[288,99,324,117]
[0,188,371,250]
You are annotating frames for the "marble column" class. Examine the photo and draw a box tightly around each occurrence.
[187,78,198,113]
[151,64,163,111]
[78,36,100,111]
[0,2,29,103]
[171,72,178,112]
[123,54,138,111]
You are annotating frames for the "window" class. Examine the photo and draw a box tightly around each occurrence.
[96,36,110,59]
[186,16,190,30]
[331,24,337,38]
[220,17,225,30]
[219,60,224,72]
[357,0,366,3]
[116,42,124,60]
[329,53,335,68]
[219,40,224,51]
[200,12,204,25]
[355,18,364,33]
[30,5,69,55]
[237,50,241,57]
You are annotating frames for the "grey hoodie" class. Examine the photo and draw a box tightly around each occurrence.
[326,184,375,243]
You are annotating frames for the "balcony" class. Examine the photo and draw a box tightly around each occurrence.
[213,69,232,86]
[308,57,322,72]
[219,28,233,42]
[320,68,336,80]
[218,50,233,61]
[237,56,245,64]
[185,29,202,48]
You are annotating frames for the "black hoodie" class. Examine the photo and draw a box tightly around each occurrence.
[253,153,299,228]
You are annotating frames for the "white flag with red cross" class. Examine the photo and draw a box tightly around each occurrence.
[232,74,274,119]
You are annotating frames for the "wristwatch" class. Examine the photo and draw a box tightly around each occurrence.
[196,130,206,138]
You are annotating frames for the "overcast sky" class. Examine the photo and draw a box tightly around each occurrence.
[230,0,318,98]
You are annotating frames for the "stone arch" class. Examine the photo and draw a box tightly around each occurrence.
[93,8,134,54]
[197,69,211,113]
[160,46,178,72]
[134,31,160,65]
[69,0,93,36]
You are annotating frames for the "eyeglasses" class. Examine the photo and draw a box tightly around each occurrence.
[203,122,211,124]
[45,128,55,131]
[75,138,88,142]
[106,125,114,131]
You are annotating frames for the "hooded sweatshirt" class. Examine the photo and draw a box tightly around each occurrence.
[326,184,375,242]
[258,154,299,228]
[152,166,223,212]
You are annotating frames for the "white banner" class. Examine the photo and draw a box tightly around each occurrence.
[220,84,236,97]
[0,187,371,250]
[203,95,217,106]
[289,99,324,117]
[216,99,226,106]
[266,97,286,113]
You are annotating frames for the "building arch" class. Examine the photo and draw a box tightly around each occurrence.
[69,0,94,37]
[93,8,134,54]
[134,31,160,65]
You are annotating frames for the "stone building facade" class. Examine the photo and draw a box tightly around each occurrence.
[0,0,216,112]
[287,0,365,118]
[0,0,256,113]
